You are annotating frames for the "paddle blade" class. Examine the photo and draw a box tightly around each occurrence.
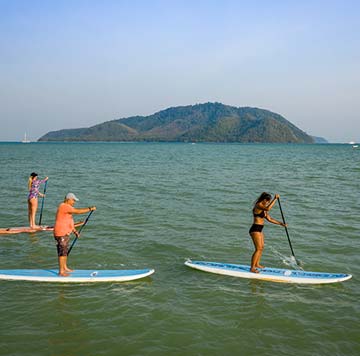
[282,255,304,270]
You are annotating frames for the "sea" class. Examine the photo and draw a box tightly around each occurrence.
[0,142,359,356]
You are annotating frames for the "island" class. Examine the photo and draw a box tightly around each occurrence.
[39,102,319,143]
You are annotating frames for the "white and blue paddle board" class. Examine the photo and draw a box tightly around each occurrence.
[0,268,154,283]
[185,260,352,284]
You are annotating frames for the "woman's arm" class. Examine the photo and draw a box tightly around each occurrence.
[263,194,280,211]
[265,213,287,227]
[39,177,49,184]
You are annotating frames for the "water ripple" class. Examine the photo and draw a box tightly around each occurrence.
[0,142,358,356]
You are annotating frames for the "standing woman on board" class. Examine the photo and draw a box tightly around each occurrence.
[249,192,287,273]
[28,172,48,228]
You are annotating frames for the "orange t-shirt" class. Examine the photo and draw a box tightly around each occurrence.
[54,202,75,237]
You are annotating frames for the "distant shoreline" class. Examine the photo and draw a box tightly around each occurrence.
[1,141,355,145]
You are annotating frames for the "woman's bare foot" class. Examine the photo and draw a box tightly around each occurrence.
[250,268,260,273]
[65,268,74,272]
[256,264,265,269]
[59,271,70,277]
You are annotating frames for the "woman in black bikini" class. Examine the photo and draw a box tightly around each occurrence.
[249,192,287,273]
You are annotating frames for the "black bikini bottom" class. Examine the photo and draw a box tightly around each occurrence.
[249,224,264,234]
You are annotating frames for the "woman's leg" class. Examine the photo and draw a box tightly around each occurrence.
[27,200,31,226]
[28,198,38,228]
[250,232,264,273]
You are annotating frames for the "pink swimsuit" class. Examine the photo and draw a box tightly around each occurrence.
[28,179,46,200]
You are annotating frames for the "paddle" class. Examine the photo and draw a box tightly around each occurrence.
[277,197,302,268]
[68,210,94,256]
[38,180,48,226]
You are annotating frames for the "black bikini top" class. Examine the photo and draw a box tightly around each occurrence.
[253,209,265,218]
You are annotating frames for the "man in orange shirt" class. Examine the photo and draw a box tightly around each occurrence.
[54,193,96,276]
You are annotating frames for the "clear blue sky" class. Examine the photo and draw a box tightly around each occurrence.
[1,0,359,142]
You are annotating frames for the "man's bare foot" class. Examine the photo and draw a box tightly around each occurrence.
[59,271,70,277]
[250,268,260,273]
[65,268,74,272]
[256,264,265,269]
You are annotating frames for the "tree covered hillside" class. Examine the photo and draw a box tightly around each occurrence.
[39,103,314,143]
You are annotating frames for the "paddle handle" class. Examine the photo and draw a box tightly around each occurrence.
[277,197,297,259]
[38,180,48,225]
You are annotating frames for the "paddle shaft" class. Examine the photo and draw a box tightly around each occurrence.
[38,180,48,225]
[68,210,94,256]
[277,197,298,262]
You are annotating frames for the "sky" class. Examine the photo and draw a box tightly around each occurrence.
[0,0,359,143]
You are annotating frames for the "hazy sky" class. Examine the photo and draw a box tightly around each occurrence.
[1,0,359,142]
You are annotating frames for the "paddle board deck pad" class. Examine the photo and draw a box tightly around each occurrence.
[0,269,155,283]
[0,221,84,235]
[185,260,352,284]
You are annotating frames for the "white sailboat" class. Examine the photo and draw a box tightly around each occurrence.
[21,132,31,143]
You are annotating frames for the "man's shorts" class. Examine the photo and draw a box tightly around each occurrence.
[54,235,70,256]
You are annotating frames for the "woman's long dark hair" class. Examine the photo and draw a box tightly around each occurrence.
[253,192,272,208]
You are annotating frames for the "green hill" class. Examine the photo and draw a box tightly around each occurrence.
[38,103,314,143]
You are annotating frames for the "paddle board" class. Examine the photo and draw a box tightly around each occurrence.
[185,260,352,284]
[0,268,155,283]
[0,221,84,235]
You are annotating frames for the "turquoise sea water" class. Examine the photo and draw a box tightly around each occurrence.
[0,142,359,356]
